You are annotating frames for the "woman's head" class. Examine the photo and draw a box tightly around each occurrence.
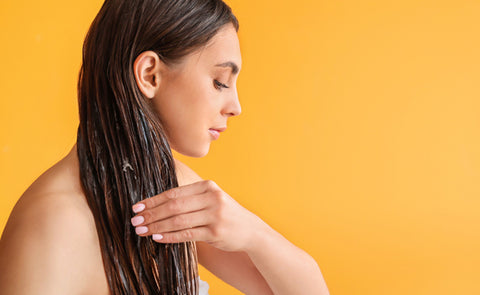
[77,0,239,293]
[134,23,242,157]
[82,0,241,158]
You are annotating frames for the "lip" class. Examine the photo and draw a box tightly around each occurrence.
[208,127,226,140]
[208,129,220,139]
[210,126,227,132]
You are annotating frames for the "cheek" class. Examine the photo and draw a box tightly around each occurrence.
[177,75,217,122]
[153,77,215,143]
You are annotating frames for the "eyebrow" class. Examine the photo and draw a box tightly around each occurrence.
[215,61,240,75]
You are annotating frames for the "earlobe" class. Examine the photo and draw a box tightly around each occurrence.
[133,51,162,99]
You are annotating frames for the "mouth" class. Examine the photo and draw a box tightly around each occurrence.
[209,126,227,132]
[208,127,226,140]
[208,129,220,139]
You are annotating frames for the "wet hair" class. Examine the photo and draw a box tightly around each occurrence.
[76,0,238,293]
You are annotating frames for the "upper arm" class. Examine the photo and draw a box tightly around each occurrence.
[173,158,273,294]
[0,193,100,295]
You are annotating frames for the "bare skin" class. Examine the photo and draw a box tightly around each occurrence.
[0,23,329,295]
[0,144,108,294]
[0,142,329,294]
[0,144,275,294]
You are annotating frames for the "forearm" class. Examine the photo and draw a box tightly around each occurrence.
[244,218,330,295]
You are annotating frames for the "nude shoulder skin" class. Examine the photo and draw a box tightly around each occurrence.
[0,145,106,294]
[0,145,200,294]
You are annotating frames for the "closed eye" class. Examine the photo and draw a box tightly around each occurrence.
[214,79,229,90]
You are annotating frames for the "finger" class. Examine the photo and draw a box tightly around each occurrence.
[134,210,213,237]
[134,191,212,226]
[132,179,220,213]
[151,227,212,244]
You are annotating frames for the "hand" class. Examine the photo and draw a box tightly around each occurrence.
[130,180,262,252]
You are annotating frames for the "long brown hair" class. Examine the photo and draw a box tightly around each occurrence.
[76,0,239,293]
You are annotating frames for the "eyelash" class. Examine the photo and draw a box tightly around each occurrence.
[214,79,229,90]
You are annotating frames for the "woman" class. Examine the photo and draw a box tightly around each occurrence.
[0,0,329,294]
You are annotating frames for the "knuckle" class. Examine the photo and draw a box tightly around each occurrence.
[212,190,224,202]
[148,222,159,233]
[210,225,222,239]
[167,199,181,213]
[142,210,153,222]
[165,188,178,200]
[210,193,226,216]
[214,192,228,209]
[144,198,154,208]
[205,179,219,191]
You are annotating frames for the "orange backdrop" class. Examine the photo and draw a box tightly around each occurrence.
[1,1,479,294]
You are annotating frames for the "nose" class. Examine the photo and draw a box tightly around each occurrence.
[223,87,242,117]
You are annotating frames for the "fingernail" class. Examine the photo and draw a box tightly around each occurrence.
[152,234,163,240]
[135,226,148,234]
[131,215,144,226]
[132,203,145,213]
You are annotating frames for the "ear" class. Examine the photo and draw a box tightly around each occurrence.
[133,51,164,99]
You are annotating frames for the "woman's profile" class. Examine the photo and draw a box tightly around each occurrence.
[0,0,329,294]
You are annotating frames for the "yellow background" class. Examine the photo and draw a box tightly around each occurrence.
[1,0,479,294]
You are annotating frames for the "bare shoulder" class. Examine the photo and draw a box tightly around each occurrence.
[173,158,204,185]
[0,193,103,294]
[0,149,107,294]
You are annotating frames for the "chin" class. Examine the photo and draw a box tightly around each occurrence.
[172,143,210,158]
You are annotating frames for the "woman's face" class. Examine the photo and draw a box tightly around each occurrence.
[151,23,242,158]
